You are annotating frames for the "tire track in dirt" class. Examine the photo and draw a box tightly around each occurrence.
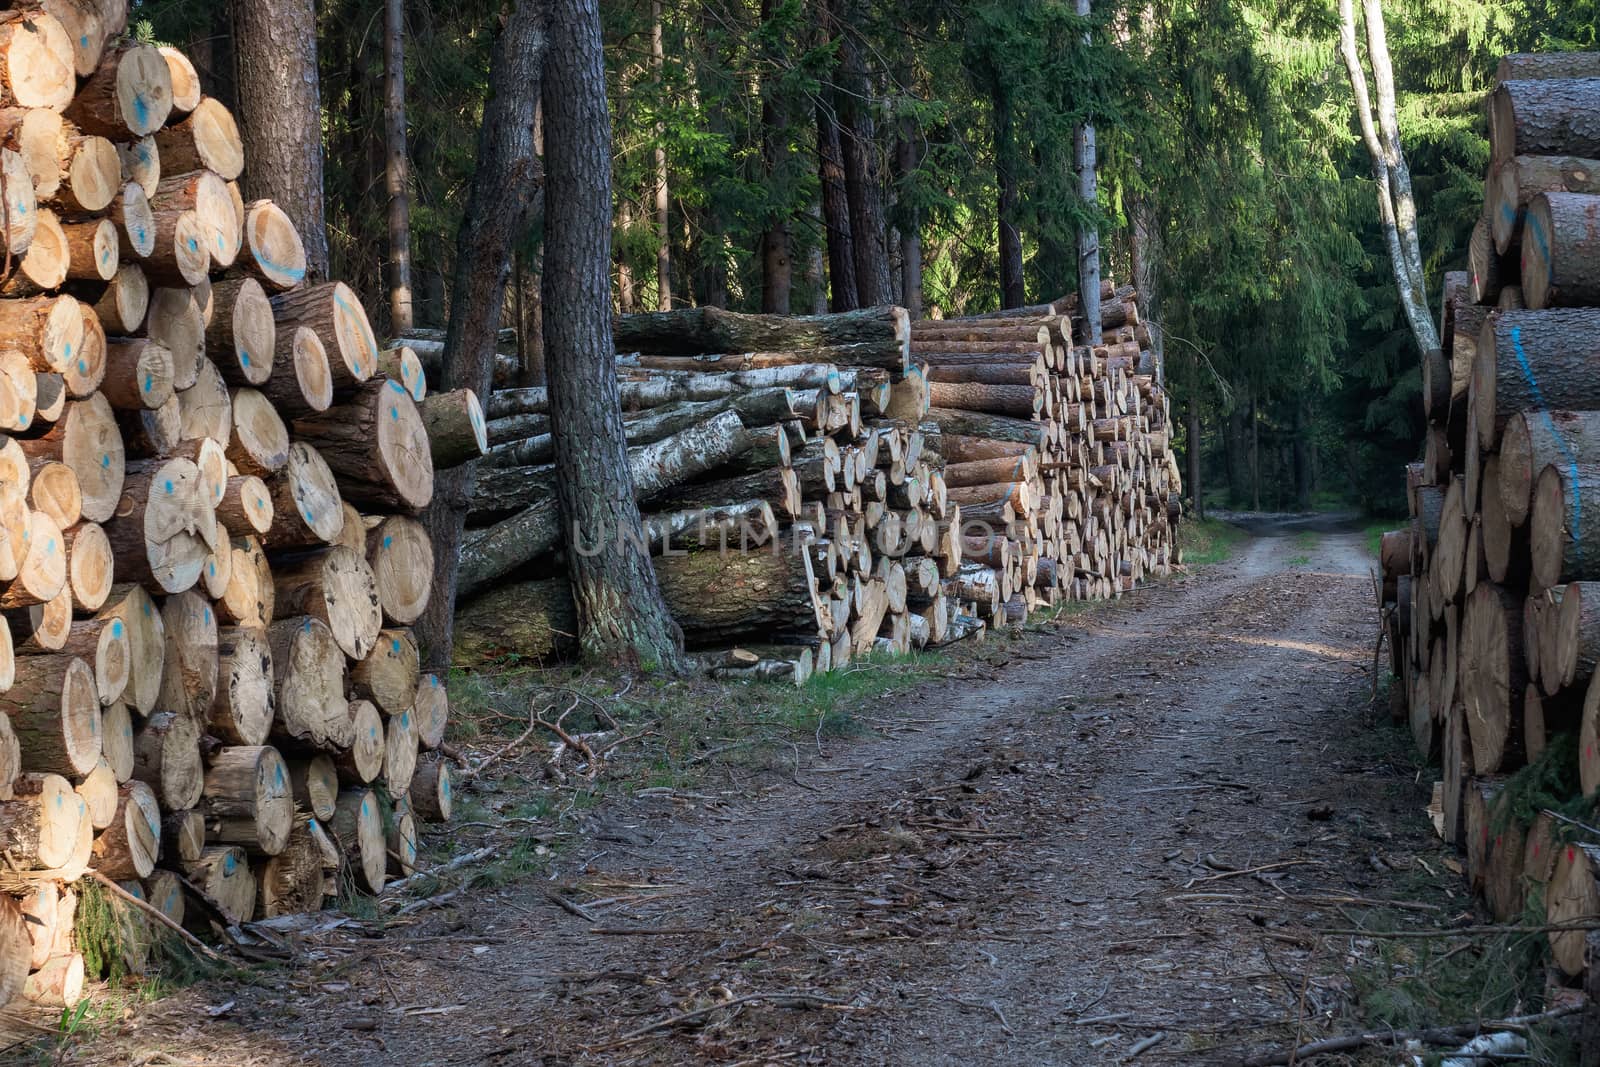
[48,525,1419,1067]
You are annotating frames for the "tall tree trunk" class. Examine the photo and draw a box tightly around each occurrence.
[412,2,548,670]
[384,0,414,335]
[1074,0,1101,345]
[804,201,829,315]
[652,1,672,311]
[759,0,791,314]
[895,126,922,318]
[995,89,1024,310]
[833,0,892,307]
[617,200,638,313]
[1187,394,1203,520]
[1250,388,1261,511]
[1294,400,1312,510]
[1225,401,1245,504]
[546,0,684,670]
[1336,0,1438,355]
[1130,190,1163,386]
[231,0,331,280]
[816,90,857,311]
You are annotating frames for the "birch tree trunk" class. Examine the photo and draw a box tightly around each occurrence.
[652,1,671,311]
[1336,0,1439,355]
[546,0,684,669]
[412,2,547,669]
[383,0,414,335]
[230,0,330,281]
[1075,0,1101,345]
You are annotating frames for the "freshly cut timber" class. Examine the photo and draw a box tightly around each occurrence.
[1548,841,1600,976]
[267,616,347,748]
[200,745,292,856]
[155,590,217,719]
[103,456,213,593]
[336,699,383,784]
[145,207,207,286]
[0,11,74,111]
[383,705,418,799]
[0,106,63,198]
[623,339,909,372]
[1490,155,1600,254]
[218,535,273,628]
[183,845,255,923]
[63,41,173,139]
[418,388,487,469]
[1459,582,1527,775]
[0,896,26,1005]
[254,821,331,918]
[99,701,132,781]
[271,281,380,389]
[97,587,163,716]
[271,545,381,660]
[1551,581,1600,694]
[1579,668,1600,796]
[47,132,119,215]
[614,306,909,368]
[0,773,81,869]
[333,788,386,893]
[107,181,155,259]
[154,170,237,269]
[25,459,80,530]
[59,216,118,283]
[74,759,118,829]
[1521,192,1600,309]
[0,654,98,776]
[216,474,273,536]
[0,510,66,609]
[64,520,112,613]
[175,357,232,445]
[651,548,824,645]
[2,209,68,296]
[84,262,148,334]
[0,348,34,430]
[66,301,106,398]
[131,710,202,811]
[350,629,418,715]
[159,45,200,113]
[0,294,82,373]
[388,799,417,877]
[1474,308,1600,450]
[289,755,338,821]
[409,757,452,822]
[238,199,307,292]
[152,97,244,181]
[291,379,434,512]
[365,515,431,625]
[1530,463,1600,590]
[260,325,331,418]
[1497,409,1600,525]
[19,392,124,522]
[59,614,128,705]
[1491,78,1600,164]
[0,147,35,258]
[205,277,274,386]
[262,441,343,550]
[89,780,159,879]
[226,387,291,477]
[413,673,448,750]
[146,286,203,390]
[376,344,425,401]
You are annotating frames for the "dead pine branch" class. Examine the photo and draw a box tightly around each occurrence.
[1241,1004,1580,1066]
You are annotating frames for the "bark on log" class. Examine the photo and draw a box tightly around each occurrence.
[1491,155,1600,255]
[620,339,907,372]
[200,745,292,856]
[1461,581,1527,775]
[614,305,907,368]
[334,699,382,785]
[153,97,243,180]
[1531,463,1600,592]
[1497,53,1600,82]
[1475,309,1600,451]
[208,625,272,747]
[0,651,95,775]
[63,40,171,138]
[651,547,824,646]
[458,409,749,597]
[1522,192,1600,309]
[0,773,80,869]
[89,779,159,879]
[291,378,433,512]
[259,325,331,418]
[271,545,381,660]
[271,281,380,390]
[418,387,486,469]
[205,276,274,386]
[261,442,343,551]
[238,199,307,292]
[103,456,213,594]
[924,407,1048,450]
[130,709,202,810]
[1491,78,1600,164]
[101,339,173,413]
[266,616,347,749]
[350,629,418,715]
[182,845,254,924]
[332,787,385,893]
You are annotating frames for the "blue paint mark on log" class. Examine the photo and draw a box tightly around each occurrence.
[1511,324,1584,549]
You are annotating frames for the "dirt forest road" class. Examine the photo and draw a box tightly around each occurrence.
[49,523,1447,1067]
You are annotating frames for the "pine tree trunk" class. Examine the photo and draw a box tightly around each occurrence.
[995,88,1024,310]
[412,2,546,670]
[816,82,856,312]
[230,0,330,279]
[834,0,891,308]
[383,0,413,334]
[545,0,683,669]
[759,0,792,317]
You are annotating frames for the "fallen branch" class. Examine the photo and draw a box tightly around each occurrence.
[381,846,499,897]
[594,990,852,1049]
[1241,1005,1580,1066]
[90,870,225,965]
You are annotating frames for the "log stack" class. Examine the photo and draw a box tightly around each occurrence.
[1383,49,1600,1015]
[453,284,1180,679]
[0,7,466,1008]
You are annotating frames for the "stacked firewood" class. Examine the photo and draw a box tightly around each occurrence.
[0,6,466,1010]
[453,282,1180,678]
[1383,49,1600,1005]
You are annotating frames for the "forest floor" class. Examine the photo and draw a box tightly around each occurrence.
[5,518,1565,1066]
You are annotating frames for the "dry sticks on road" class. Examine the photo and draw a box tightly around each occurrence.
[1382,49,1600,1041]
[0,4,469,1010]
[453,286,1182,680]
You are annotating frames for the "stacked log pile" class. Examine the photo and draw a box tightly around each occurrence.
[454,283,1180,680]
[1384,49,1600,1009]
[0,7,465,1009]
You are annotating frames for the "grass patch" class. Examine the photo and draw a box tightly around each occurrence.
[1285,554,1311,567]
[1178,517,1246,565]
[1362,518,1404,559]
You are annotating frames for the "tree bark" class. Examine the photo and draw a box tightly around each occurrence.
[1075,0,1101,346]
[759,0,792,315]
[651,0,671,311]
[1491,78,1600,164]
[995,88,1024,310]
[544,0,683,670]
[833,0,892,308]
[229,0,329,279]
[412,1,546,670]
[383,0,413,335]
[816,75,857,311]
[615,305,907,360]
